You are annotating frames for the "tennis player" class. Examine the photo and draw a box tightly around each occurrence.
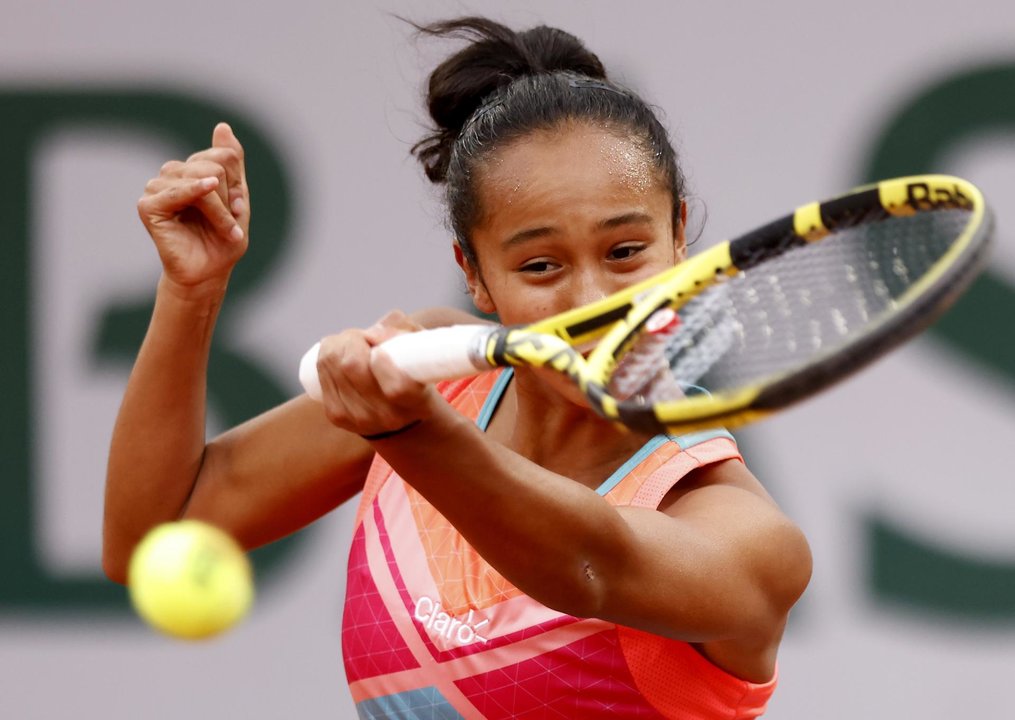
[104,17,811,719]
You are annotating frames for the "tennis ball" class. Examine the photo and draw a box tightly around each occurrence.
[128,519,254,640]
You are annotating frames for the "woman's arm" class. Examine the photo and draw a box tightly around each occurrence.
[314,328,811,678]
[376,412,810,641]
[102,124,374,583]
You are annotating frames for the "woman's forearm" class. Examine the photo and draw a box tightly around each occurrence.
[374,410,630,617]
[102,275,227,583]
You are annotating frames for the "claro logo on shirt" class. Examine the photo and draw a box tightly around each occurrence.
[413,595,491,648]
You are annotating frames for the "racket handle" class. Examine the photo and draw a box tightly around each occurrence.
[299,324,495,401]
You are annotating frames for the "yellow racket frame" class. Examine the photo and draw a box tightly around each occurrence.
[480,175,990,434]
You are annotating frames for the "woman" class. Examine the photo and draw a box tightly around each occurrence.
[104,17,811,719]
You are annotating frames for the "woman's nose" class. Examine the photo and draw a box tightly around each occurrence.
[569,268,611,309]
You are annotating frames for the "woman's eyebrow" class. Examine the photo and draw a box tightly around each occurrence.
[596,211,655,230]
[502,226,557,248]
[503,212,656,248]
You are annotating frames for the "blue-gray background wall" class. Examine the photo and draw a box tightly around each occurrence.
[2,1,1013,717]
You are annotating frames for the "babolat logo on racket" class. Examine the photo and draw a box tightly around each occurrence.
[905,180,973,210]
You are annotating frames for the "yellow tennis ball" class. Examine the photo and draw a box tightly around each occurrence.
[128,520,254,640]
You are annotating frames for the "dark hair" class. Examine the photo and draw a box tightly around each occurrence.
[412,17,687,267]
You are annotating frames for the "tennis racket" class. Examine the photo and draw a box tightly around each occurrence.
[300,174,992,435]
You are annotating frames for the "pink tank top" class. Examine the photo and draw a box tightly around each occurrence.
[342,370,776,719]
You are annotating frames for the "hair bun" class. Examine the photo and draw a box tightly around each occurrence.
[413,17,606,182]
[515,25,606,78]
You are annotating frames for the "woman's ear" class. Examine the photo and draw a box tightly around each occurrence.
[453,243,497,315]
[674,200,688,262]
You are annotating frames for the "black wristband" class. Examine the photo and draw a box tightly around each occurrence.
[360,419,422,441]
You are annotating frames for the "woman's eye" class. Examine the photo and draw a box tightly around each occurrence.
[609,244,644,261]
[520,260,556,274]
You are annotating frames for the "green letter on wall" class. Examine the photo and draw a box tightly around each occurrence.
[0,89,301,611]
[862,64,1015,620]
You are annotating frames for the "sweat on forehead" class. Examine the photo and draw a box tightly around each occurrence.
[469,122,666,228]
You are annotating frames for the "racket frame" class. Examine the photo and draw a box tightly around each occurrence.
[579,175,992,434]
[468,175,990,433]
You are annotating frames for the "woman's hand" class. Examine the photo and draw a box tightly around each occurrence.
[136,122,250,298]
[314,311,442,438]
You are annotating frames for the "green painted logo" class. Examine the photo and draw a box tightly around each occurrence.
[0,90,301,611]
[862,63,1015,620]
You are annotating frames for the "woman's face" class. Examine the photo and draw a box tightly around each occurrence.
[459,122,685,327]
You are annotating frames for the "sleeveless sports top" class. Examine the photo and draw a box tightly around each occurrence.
[342,369,777,719]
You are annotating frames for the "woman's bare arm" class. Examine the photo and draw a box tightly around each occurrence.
[102,125,376,583]
[311,327,811,680]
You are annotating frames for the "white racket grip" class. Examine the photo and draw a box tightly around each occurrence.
[299,342,325,401]
[298,324,495,402]
[374,324,494,383]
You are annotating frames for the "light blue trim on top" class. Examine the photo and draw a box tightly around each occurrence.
[474,367,735,495]
[670,427,736,450]
[356,687,465,720]
[476,367,513,431]
[594,435,670,496]
[594,428,737,496]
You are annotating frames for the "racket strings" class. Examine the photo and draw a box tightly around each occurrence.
[616,209,971,403]
[608,309,688,402]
